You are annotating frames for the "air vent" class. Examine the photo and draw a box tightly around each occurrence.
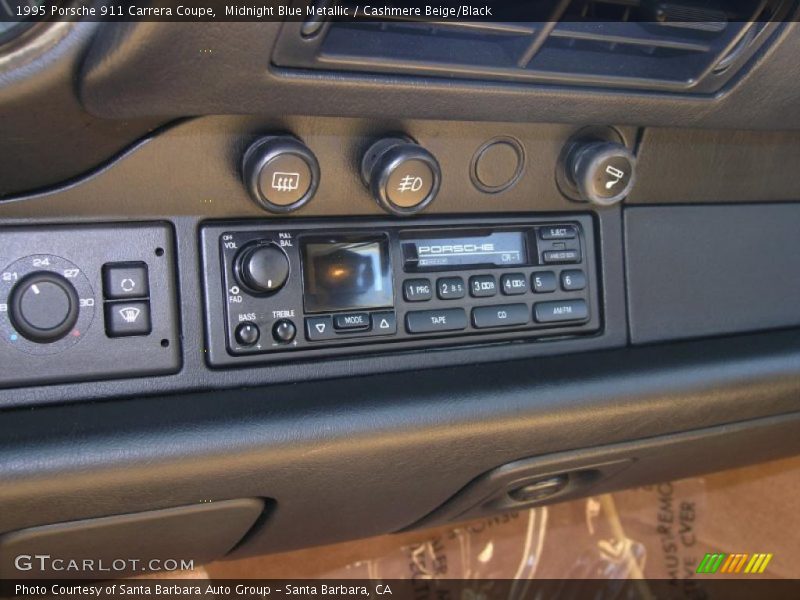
[272,0,792,93]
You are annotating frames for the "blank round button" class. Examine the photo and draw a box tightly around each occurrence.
[472,138,524,193]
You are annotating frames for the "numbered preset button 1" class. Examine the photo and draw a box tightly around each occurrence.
[403,278,433,302]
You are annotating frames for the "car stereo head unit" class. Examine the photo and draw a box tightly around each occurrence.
[201,216,600,366]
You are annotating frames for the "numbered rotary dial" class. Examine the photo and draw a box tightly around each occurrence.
[0,255,95,355]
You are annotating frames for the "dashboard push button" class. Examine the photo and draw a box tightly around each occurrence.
[403,279,432,302]
[539,225,577,240]
[500,273,528,295]
[334,313,370,331]
[469,275,497,298]
[472,304,528,329]
[370,311,397,336]
[406,308,467,334]
[531,272,557,293]
[242,136,320,213]
[543,250,581,264]
[305,315,336,341]
[560,269,587,291]
[437,277,465,300]
[534,299,588,323]
[102,263,149,300]
[105,301,152,337]
[361,136,442,216]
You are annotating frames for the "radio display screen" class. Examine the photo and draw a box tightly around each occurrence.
[402,231,527,271]
[301,236,393,313]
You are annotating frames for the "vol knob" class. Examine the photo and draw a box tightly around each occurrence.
[563,141,636,207]
[9,272,80,343]
[361,136,441,216]
[235,243,290,294]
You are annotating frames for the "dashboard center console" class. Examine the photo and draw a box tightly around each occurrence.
[201,215,600,367]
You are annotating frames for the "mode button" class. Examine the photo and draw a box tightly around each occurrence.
[334,313,371,331]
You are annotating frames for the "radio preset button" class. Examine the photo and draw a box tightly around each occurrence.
[406,308,467,334]
[370,312,397,336]
[472,304,529,329]
[561,269,587,291]
[534,299,589,323]
[500,273,528,296]
[235,322,260,346]
[334,313,371,331]
[305,315,336,341]
[403,279,433,302]
[469,275,497,298]
[437,277,465,300]
[272,319,296,343]
[543,249,581,264]
[539,225,577,240]
[532,272,557,293]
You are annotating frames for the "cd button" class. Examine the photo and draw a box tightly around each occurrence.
[406,308,467,333]
[500,273,528,295]
[472,304,528,329]
[403,278,433,302]
[437,277,465,300]
[334,312,371,331]
[305,315,336,341]
[469,275,497,298]
[532,271,557,293]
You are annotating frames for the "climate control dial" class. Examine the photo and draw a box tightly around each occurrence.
[0,254,95,355]
[9,272,79,343]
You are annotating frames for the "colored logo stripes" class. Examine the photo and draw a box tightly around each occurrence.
[697,552,773,574]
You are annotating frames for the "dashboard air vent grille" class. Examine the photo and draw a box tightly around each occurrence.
[272,0,792,93]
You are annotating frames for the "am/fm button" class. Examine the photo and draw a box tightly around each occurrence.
[534,299,588,323]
